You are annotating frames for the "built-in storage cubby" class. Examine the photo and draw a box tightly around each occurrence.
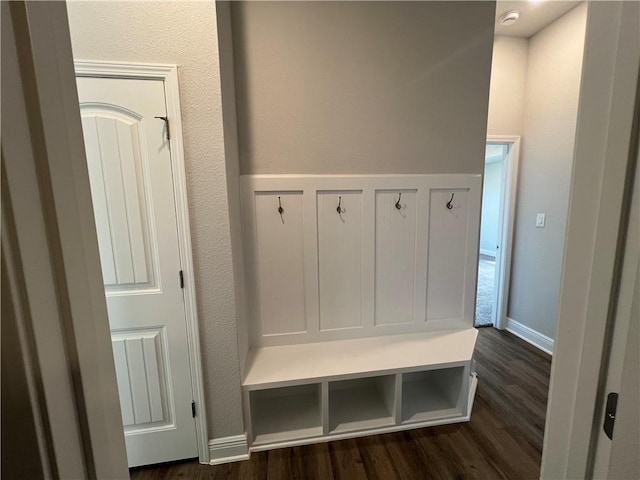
[401,367,466,424]
[241,175,482,453]
[250,384,322,445]
[243,330,478,452]
[329,375,395,433]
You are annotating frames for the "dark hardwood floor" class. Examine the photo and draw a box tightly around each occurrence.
[131,328,551,480]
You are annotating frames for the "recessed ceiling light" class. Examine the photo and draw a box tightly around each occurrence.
[499,10,520,26]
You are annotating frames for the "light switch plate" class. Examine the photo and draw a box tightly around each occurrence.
[536,213,546,228]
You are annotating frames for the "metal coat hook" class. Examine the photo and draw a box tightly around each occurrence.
[336,196,344,214]
[395,192,402,210]
[446,193,455,210]
[277,196,284,223]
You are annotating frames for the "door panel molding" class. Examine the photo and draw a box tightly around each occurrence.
[74,61,209,464]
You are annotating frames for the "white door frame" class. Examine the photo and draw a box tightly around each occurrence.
[484,135,520,330]
[3,3,130,476]
[74,60,209,464]
[542,2,639,478]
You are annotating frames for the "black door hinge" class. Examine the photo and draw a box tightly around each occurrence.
[191,401,196,418]
[179,270,184,289]
[603,392,618,440]
[154,116,170,141]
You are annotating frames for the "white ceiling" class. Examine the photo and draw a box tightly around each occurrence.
[494,1,582,38]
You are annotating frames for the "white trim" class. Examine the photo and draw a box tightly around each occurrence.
[208,435,250,465]
[73,61,209,464]
[485,135,520,331]
[542,2,640,478]
[505,318,554,356]
[74,60,175,79]
[479,248,497,259]
[3,4,130,475]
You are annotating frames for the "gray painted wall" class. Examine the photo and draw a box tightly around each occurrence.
[507,4,587,339]
[231,1,496,175]
[487,36,528,137]
[66,1,245,440]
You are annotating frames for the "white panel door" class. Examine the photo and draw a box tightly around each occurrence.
[76,76,197,467]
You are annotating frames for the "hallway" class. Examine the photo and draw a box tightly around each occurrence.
[475,254,496,327]
[131,328,551,480]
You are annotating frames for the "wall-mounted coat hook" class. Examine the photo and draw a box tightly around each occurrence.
[277,196,285,224]
[446,193,454,210]
[395,192,402,210]
[337,196,344,214]
[154,116,170,141]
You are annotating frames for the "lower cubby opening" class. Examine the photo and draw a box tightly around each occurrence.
[329,375,396,433]
[401,367,465,423]
[250,384,322,444]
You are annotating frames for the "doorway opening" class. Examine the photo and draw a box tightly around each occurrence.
[475,137,520,329]
[476,144,505,326]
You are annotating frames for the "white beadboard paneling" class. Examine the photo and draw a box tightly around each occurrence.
[375,190,417,326]
[111,328,170,430]
[317,191,363,331]
[426,189,470,322]
[81,108,156,291]
[82,116,117,285]
[115,120,149,284]
[254,192,307,335]
[126,337,153,424]
[97,116,135,284]
[142,335,165,422]
[112,339,135,426]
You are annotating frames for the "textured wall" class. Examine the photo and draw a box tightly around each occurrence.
[216,1,250,378]
[487,36,528,136]
[67,1,244,440]
[508,3,587,339]
[231,1,496,175]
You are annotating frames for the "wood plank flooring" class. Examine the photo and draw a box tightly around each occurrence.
[131,328,551,480]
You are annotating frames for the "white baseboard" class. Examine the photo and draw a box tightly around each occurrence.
[505,317,554,355]
[208,434,250,465]
[479,248,497,259]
